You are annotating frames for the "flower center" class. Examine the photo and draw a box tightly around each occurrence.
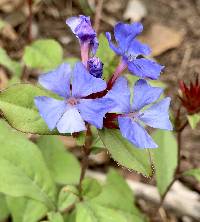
[122,112,143,121]
[67,97,78,106]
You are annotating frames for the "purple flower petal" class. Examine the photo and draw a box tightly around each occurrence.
[78,98,114,129]
[66,16,82,34]
[127,39,151,58]
[105,32,122,55]
[114,22,143,53]
[39,63,71,98]
[66,15,96,42]
[132,79,163,111]
[128,58,164,80]
[91,36,99,54]
[72,62,106,97]
[139,97,173,130]
[105,77,130,113]
[57,107,86,133]
[118,116,158,148]
[34,96,67,130]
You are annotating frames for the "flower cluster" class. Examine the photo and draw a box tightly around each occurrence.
[35,15,172,149]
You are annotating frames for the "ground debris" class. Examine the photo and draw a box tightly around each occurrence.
[123,0,147,22]
[139,23,184,56]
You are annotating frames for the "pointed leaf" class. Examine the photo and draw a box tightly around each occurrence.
[0,120,56,209]
[98,129,152,176]
[23,39,63,72]
[37,135,81,185]
[82,178,102,200]
[152,130,177,196]
[57,186,79,212]
[0,84,61,134]
[6,196,47,222]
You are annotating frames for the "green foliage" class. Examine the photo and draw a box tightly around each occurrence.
[152,130,178,196]
[37,136,81,185]
[187,113,200,129]
[0,48,22,77]
[75,170,145,222]
[96,34,118,80]
[6,196,47,222]
[82,178,102,200]
[23,39,63,72]
[0,120,57,210]
[0,194,9,221]
[0,84,62,134]
[183,168,200,182]
[98,129,152,176]
[57,186,79,212]
[47,212,64,222]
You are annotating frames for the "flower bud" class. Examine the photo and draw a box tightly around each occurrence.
[87,57,103,78]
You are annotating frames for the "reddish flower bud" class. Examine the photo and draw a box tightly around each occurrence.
[179,77,200,114]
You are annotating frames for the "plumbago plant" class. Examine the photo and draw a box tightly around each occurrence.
[0,15,199,222]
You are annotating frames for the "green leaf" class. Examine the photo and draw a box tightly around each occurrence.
[152,130,178,196]
[48,212,64,222]
[183,168,200,182]
[37,135,81,185]
[23,39,63,72]
[76,170,145,222]
[6,196,47,222]
[75,170,145,222]
[0,84,61,134]
[92,169,146,222]
[187,113,200,129]
[82,178,102,200]
[0,194,9,221]
[0,120,57,209]
[91,126,105,150]
[98,129,152,176]
[96,34,118,80]
[0,48,22,77]
[76,202,128,222]
[57,185,79,212]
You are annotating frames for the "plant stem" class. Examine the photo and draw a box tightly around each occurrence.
[78,125,92,200]
[27,0,33,43]
[107,59,127,89]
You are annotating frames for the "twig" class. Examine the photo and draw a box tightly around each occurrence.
[94,0,104,35]
[27,0,33,43]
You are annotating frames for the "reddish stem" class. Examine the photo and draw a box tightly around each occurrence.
[107,59,127,89]
[80,42,89,67]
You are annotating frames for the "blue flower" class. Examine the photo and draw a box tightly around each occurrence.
[106,78,172,148]
[87,57,103,78]
[34,62,113,133]
[66,15,98,54]
[106,22,164,80]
